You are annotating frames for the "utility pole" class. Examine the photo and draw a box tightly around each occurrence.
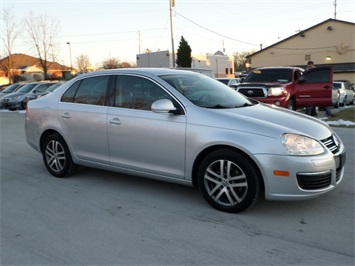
[138,30,141,54]
[334,0,337,19]
[66,42,73,75]
[170,0,175,67]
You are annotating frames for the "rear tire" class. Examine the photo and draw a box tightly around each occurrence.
[310,107,319,116]
[42,133,76,177]
[197,149,261,213]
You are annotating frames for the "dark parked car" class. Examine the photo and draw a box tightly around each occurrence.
[2,82,55,110]
[0,83,26,108]
[23,82,65,108]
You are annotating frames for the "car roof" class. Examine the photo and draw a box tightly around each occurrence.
[75,68,203,79]
[253,66,302,70]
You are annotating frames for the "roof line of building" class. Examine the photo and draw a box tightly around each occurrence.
[246,18,355,58]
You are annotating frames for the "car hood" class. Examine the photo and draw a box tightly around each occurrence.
[187,103,332,141]
[3,92,26,99]
[237,81,289,87]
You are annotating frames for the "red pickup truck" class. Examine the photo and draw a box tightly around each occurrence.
[235,66,334,113]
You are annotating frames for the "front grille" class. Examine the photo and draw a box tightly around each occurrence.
[320,135,339,154]
[297,171,331,190]
[237,87,266,98]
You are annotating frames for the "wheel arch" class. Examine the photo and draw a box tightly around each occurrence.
[40,129,63,153]
[288,95,297,110]
[191,145,265,193]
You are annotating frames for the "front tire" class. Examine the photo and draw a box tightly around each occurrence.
[42,134,76,177]
[310,107,319,116]
[287,99,295,110]
[197,149,261,213]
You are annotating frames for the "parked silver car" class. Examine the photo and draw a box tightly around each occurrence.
[333,81,354,106]
[25,68,346,213]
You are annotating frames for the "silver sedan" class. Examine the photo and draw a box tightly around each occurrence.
[25,68,346,213]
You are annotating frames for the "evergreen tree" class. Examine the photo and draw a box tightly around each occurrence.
[176,36,192,67]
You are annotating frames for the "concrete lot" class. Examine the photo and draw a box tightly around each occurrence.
[1,111,354,265]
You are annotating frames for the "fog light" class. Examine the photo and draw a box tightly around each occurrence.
[274,101,281,106]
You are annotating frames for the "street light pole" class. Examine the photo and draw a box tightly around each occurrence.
[66,42,72,75]
[169,0,175,67]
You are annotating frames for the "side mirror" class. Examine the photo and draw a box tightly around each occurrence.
[151,99,177,113]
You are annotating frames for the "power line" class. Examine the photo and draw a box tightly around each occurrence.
[174,11,259,47]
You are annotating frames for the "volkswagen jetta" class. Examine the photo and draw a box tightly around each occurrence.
[25,68,346,213]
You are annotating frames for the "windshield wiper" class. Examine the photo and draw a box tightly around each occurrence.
[235,102,253,108]
[205,104,233,109]
[205,103,254,109]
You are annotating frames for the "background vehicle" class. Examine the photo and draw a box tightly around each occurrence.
[216,77,240,88]
[25,68,346,213]
[332,85,340,108]
[333,81,354,106]
[235,66,334,111]
[334,79,354,91]
[2,82,55,110]
[173,67,215,78]
[0,83,26,109]
[23,82,64,108]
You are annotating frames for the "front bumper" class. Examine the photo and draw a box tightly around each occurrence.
[255,148,346,200]
[2,99,22,110]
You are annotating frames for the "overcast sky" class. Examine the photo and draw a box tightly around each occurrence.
[2,0,354,68]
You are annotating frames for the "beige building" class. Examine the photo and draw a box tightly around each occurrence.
[247,19,355,84]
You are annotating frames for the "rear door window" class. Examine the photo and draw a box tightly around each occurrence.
[61,76,110,105]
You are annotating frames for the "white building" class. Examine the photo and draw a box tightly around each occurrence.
[136,50,234,77]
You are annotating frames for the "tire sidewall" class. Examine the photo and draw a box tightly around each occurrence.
[197,149,260,213]
[42,134,75,178]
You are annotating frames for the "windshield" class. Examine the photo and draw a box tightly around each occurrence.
[47,83,63,92]
[18,83,38,93]
[159,74,254,108]
[217,79,229,85]
[2,84,21,93]
[245,69,293,83]
[333,83,341,89]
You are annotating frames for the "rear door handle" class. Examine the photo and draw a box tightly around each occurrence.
[109,118,122,125]
[61,112,70,119]
[323,85,331,89]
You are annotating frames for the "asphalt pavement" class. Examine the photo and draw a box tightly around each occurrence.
[0,111,354,265]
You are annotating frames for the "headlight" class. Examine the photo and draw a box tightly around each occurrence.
[267,87,285,96]
[14,96,22,100]
[281,133,324,155]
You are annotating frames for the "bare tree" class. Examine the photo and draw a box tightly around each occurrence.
[101,57,121,69]
[23,12,59,79]
[233,50,255,72]
[1,7,21,83]
[76,54,91,73]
